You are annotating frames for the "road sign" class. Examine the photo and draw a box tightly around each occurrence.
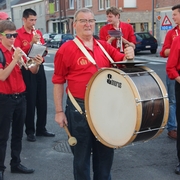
[161,15,173,30]
[157,15,161,21]
[162,15,172,26]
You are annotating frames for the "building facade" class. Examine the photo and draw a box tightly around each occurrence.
[45,0,155,37]
[155,0,180,45]
[1,0,180,45]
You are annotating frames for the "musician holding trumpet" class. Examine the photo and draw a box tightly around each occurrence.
[14,8,55,142]
[99,6,136,52]
[0,20,43,179]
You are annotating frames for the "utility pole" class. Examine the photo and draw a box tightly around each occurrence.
[59,0,61,33]
[152,0,154,36]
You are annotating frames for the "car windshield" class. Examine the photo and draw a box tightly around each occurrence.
[50,34,56,39]
[54,34,62,40]
[136,33,152,39]
[43,34,49,38]
[62,34,74,39]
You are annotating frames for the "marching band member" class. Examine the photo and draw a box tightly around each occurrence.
[0,20,42,180]
[99,6,136,51]
[52,8,134,180]
[14,8,55,142]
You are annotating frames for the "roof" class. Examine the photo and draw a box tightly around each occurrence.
[11,0,43,8]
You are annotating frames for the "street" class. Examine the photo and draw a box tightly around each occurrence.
[4,47,179,180]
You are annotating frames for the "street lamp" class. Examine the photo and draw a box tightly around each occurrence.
[59,0,61,33]
[152,0,154,36]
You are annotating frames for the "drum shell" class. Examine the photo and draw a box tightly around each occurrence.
[85,67,169,148]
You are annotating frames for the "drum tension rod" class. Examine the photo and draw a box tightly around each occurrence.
[135,96,168,103]
[134,126,165,134]
[120,71,152,76]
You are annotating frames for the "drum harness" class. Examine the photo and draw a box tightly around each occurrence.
[67,37,118,115]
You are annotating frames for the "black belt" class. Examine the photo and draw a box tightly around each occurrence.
[0,92,26,99]
[67,96,84,103]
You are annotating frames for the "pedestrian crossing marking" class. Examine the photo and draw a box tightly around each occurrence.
[43,56,166,72]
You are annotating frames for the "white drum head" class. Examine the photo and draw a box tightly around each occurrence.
[85,68,141,148]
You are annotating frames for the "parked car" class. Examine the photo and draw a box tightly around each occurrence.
[134,32,158,54]
[43,33,57,46]
[50,33,74,48]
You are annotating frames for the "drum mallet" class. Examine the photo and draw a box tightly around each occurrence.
[63,125,77,146]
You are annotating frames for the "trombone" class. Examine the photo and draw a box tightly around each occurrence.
[12,45,36,69]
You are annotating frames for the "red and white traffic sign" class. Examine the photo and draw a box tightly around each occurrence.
[162,15,172,26]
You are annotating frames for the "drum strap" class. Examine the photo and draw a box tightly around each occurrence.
[73,38,116,67]
[67,89,84,115]
[69,38,117,114]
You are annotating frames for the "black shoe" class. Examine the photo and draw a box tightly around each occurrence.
[0,171,4,180]
[36,131,55,137]
[27,134,36,142]
[11,164,35,174]
[175,163,180,175]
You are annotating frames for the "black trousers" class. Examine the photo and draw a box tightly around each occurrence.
[175,82,180,161]
[0,93,26,171]
[21,64,47,135]
[66,98,114,180]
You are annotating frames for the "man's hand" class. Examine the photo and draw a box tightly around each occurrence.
[55,112,68,128]
[31,34,41,45]
[107,36,116,44]
[124,46,135,60]
[32,55,43,65]
[175,76,180,84]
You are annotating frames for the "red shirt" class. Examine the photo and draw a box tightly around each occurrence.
[160,25,180,57]
[99,21,136,51]
[14,26,45,54]
[166,35,180,79]
[52,37,125,99]
[0,44,26,94]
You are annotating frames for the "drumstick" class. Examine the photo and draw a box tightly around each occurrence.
[64,125,77,146]
[122,37,135,49]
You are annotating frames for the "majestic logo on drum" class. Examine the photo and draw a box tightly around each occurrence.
[107,74,122,88]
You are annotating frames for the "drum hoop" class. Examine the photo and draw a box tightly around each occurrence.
[85,68,142,148]
[140,66,169,140]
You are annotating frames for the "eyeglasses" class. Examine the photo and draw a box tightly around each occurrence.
[75,19,96,24]
[1,32,18,39]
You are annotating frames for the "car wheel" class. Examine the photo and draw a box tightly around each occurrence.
[150,49,157,54]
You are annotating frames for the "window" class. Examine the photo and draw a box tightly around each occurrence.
[85,0,92,7]
[39,4,42,15]
[105,0,110,9]
[99,0,104,10]
[56,0,59,11]
[124,0,136,8]
[69,0,74,9]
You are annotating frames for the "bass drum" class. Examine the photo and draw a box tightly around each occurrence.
[85,67,169,148]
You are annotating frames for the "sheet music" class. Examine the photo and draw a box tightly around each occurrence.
[28,44,46,58]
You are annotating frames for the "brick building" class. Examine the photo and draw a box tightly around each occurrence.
[45,0,180,45]
[1,0,180,44]
[46,0,155,36]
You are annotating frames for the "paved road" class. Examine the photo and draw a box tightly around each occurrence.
[4,47,180,180]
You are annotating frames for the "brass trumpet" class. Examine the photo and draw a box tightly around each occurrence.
[12,45,36,69]
[32,26,42,45]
